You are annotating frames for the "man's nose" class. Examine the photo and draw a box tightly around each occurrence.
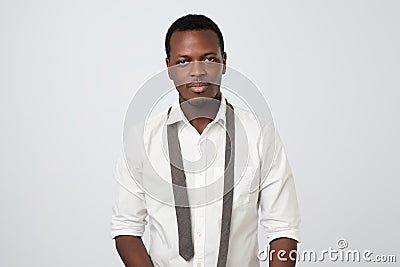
[189,61,206,77]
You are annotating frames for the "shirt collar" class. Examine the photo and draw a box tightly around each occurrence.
[166,94,227,125]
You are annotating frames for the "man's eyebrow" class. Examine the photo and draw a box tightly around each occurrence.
[176,52,218,58]
[176,54,190,58]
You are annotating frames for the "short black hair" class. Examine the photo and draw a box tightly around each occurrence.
[165,14,225,59]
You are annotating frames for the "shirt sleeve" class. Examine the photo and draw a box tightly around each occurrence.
[258,126,301,244]
[111,152,148,239]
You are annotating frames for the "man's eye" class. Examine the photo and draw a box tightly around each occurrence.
[177,60,189,65]
[205,57,216,62]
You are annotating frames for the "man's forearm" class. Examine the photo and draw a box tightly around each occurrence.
[269,237,297,267]
[115,235,153,267]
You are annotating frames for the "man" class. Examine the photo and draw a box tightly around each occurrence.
[112,14,301,267]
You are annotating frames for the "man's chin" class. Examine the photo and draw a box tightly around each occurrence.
[184,96,219,107]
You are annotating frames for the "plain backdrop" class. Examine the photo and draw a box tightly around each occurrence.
[0,0,399,266]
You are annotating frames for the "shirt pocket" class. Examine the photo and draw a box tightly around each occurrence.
[233,166,254,209]
[213,165,254,209]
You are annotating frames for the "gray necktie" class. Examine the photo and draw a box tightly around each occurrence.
[167,99,235,266]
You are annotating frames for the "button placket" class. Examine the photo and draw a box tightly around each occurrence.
[193,204,205,265]
[195,146,206,264]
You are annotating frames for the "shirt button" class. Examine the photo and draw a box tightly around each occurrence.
[197,232,201,237]
[197,263,202,267]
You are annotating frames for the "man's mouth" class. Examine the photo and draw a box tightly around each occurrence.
[187,82,209,93]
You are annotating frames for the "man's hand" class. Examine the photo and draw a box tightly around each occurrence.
[115,235,153,267]
[269,237,298,267]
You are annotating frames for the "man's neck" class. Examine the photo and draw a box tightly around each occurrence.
[179,92,222,135]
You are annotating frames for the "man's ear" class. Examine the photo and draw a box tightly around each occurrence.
[222,52,227,74]
[166,57,172,80]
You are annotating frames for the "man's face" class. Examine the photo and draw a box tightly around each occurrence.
[166,30,226,104]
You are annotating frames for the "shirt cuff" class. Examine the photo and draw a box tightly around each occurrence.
[111,227,145,239]
[267,228,301,244]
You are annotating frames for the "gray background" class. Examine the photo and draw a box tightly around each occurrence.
[0,0,399,266]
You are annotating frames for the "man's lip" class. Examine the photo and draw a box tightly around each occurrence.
[186,82,209,93]
[186,82,209,87]
[189,85,208,93]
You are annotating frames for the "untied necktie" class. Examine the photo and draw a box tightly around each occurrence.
[166,98,235,267]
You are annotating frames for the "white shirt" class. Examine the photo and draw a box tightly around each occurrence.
[111,94,301,267]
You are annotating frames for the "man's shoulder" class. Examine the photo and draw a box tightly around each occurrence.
[144,109,169,131]
[231,103,274,133]
[125,108,169,142]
